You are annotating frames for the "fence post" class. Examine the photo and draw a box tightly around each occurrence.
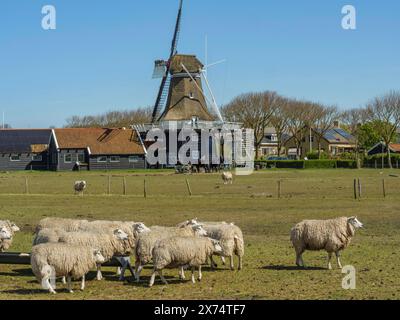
[107,175,111,195]
[277,180,281,199]
[123,177,127,196]
[358,178,362,199]
[185,179,192,196]
[382,179,386,198]
[353,179,357,200]
[375,160,377,169]
[144,179,147,199]
[25,177,29,195]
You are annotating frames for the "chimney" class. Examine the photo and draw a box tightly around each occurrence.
[333,120,340,128]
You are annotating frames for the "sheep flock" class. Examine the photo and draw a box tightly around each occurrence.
[0,216,364,294]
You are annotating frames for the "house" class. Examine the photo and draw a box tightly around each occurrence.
[285,126,356,159]
[258,127,290,157]
[0,129,53,171]
[367,143,400,156]
[50,128,146,171]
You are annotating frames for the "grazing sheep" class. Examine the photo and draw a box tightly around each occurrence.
[74,181,87,195]
[135,225,207,282]
[178,219,244,270]
[36,217,89,233]
[0,226,12,241]
[31,243,105,294]
[58,229,130,280]
[150,237,223,287]
[0,220,20,252]
[290,217,364,270]
[222,172,233,185]
[33,228,67,246]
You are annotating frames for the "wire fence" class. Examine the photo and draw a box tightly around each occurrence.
[0,171,399,200]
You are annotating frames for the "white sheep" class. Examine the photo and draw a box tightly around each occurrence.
[33,228,67,246]
[74,181,87,195]
[222,172,233,185]
[179,219,244,270]
[36,217,89,233]
[290,216,364,270]
[0,226,12,241]
[58,229,130,281]
[135,225,207,282]
[31,243,105,294]
[150,236,223,287]
[0,220,20,252]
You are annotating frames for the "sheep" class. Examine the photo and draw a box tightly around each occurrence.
[0,220,20,252]
[290,216,364,270]
[36,217,89,233]
[33,228,67,246]
[222,172,233,185]
[58,229,130,281]
[135,225,207,282]
[31,243,105,294]
[0,226,12,241]
[178,219,244,270]
[74,181,87,195]
[150,237,223,287]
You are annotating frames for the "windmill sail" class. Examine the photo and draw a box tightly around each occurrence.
[151,0,184,123]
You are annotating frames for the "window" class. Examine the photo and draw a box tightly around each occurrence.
[110,156,120,163]
[64,154,72,163]
[77,154,85,163]
[129,156,140,163]
[32,154,42,162]
[97,156,107,163]
[10,155,21,162]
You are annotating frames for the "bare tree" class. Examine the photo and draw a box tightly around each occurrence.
[367,91,400,168]
[65,107,152,128]
[223,91,278,159]
[270,97,290,156]
[313,104,339,158]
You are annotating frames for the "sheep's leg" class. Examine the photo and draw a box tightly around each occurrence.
[327,253,333,270]
[210,256,218,269]
[179,266,186,280]
[46,278,57,294]
[80,275,85,291]
[229,256,234,271]
[295,248,305,267]
[136,264,144,283]
[198,265,202,281]
[61,276,66,284]
[67,276,73,294]
[221,256,226,265]
[159,270,168,285]
[96,264,103,281]
[191,267,196,284]
[336,251,343,269]
[149,270,157,287]
[238,255,243,271]
[116,266,122,276]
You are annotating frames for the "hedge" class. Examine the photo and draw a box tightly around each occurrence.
[254,160,358,169]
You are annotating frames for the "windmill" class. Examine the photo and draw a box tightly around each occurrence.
[151,0,224,124]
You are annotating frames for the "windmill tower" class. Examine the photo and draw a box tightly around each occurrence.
[135,0,245,169]
[151,0,223,124]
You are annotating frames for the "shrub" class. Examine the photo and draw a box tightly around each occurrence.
[304,160,337,169]
[337,160,358,169]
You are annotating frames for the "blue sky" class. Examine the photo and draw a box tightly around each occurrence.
[0,0,399,128]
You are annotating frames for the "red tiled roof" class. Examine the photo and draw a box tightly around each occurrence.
[390,144,400,152]
[54,128,145,155]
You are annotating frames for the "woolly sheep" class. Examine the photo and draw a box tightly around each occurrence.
[0,220,20,252]
[290,216,364,270]
[31,243,105,294]
[58,229,130,280]
[0,226,12,241]
[36,217,89,233]
[33,228,67,246]
[135,225,207,282]
[178,219,244,270]
[222,172,233,185]
[150,237,223,287]
[74,181,87,195]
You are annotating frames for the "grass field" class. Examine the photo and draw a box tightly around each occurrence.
[0,169,399,300]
